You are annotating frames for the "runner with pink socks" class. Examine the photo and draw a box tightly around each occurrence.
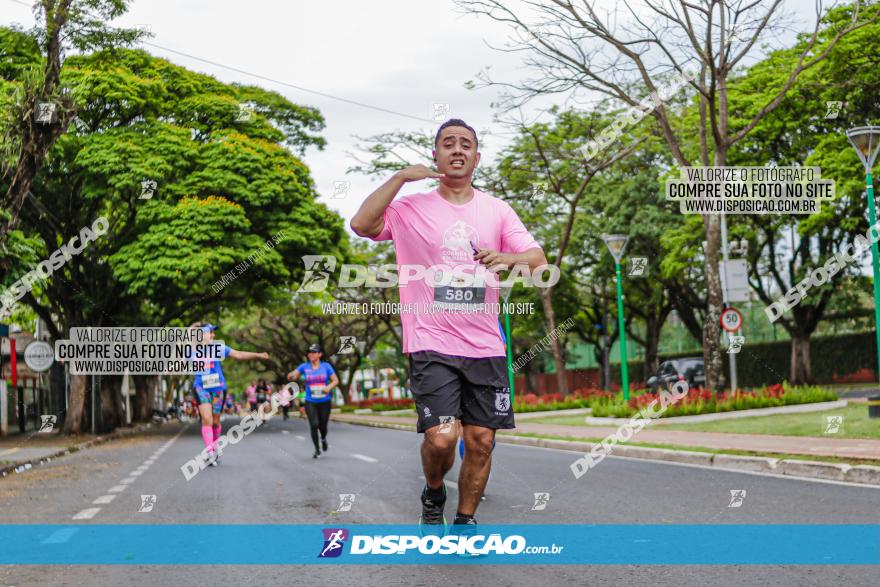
[191,323,270,466]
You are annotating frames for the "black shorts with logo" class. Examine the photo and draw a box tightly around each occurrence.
[409,351,514,433]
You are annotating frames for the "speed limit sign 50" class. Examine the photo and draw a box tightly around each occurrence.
[720,307,743,333]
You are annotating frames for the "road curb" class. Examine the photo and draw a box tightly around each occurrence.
[778,459,850,481]
[333,416,880,487]
[845,465,880,485]
[712,453,779,473]
[0,422,154,478]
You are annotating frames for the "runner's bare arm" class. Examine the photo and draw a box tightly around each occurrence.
[326,373,340,391]
[287,370,301,381]
[473,247,547,271]
[350,164,444,237]
[228,349,270,361]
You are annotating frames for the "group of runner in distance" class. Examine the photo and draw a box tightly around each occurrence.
[190,118,545,539]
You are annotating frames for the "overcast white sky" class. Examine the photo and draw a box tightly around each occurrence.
[2,0,820,228]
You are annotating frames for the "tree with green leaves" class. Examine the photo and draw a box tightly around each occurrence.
[724,6,880,382]
[1,0,146,242]
[0,32,339,433]
[481,108,644,394]
[458,0,877,391]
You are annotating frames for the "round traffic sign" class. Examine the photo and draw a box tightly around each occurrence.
[24,341,54,372]
[720,307,743,333]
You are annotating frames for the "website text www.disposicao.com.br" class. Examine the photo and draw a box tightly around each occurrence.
[318,530,564,559]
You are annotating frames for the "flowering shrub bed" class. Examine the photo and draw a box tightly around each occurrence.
[340,398,416,412]
[590,382,837,418]
[513,388,624,413]
[361,398,415,411]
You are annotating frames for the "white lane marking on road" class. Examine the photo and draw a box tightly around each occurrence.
[120,478,136,484]
[72,508,100,520]
[351,454,378,463]
[136,465,149,471]
[282,430,290,435]
[107,485,127,493]
[129,470,144,476]
[420,476,458,490]
[93,495,116,505]
[42,528,79,544]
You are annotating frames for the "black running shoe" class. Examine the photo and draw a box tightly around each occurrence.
[322,438,328,452]
[451,516,481,557]
[418,484,447,536]
[312,449,321,459]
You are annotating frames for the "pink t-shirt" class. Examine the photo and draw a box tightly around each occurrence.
[245,385,256,402]
[372,188,540,358]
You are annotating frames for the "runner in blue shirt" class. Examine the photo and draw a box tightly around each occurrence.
[287,343,340,459]
[192,323,270,465]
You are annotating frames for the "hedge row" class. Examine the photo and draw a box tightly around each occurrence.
[609,331,876,388]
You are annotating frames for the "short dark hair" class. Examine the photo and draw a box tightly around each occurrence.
[434,119,478,149]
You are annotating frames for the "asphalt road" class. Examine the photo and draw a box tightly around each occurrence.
[0,415,878,586]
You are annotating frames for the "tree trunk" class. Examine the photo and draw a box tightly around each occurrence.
[702,212,725,392]
[132,375,150,421]
[702,144,727,392]
[99,375,123,432]
[1,1,75,240]
[49,360,66,428]
[539,289,568,395]
[593,336,612,391]
[339,374,352,405]
[644,319,662,382]
[63,373,87,434]
[790,335,813,384]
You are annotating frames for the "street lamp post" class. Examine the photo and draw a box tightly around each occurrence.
[603,234,630,401]
[846,126,880,380]
[500,284,515,405]
[392,325,407,398]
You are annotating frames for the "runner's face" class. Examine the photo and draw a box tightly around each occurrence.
[434,127,480,180]
[308,351,321,362]
[203,330,215,343]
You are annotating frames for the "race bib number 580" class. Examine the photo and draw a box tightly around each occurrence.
[433,285,486,305]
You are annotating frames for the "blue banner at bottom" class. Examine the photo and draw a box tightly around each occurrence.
[1,524,878,565]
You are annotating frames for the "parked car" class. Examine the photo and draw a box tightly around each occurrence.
[646,358,705,393]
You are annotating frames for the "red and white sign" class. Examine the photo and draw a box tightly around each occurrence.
[720,307,744,333]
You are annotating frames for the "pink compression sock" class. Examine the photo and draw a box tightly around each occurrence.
[201,425,214,452]
[212,425,221,451]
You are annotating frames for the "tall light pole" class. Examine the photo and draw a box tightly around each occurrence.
[603,234,630,401]
[846,126,880,380]
[500,284,515,404]
[392,324,407,398]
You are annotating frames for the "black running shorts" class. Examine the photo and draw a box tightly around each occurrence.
[409,351,514,433]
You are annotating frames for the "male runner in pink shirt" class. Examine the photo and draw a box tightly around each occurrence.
[351,119,546,536]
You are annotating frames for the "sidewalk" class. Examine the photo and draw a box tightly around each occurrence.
[332,413,880,461]
[0,424,152,475]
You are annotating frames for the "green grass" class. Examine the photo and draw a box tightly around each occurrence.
[519,402,880,440]
[500,431,880,468]
[661,403,880,439]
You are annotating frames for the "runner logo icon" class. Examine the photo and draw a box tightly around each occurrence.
[319,528,349,558]
[298,256,337,292]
